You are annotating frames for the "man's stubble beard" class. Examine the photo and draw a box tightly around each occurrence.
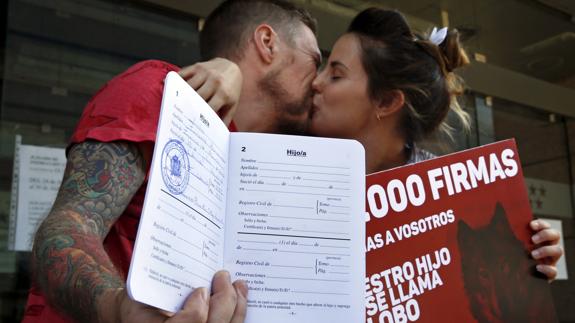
[258,68,313,135]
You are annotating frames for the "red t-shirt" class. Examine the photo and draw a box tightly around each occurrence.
[22,60,237,322]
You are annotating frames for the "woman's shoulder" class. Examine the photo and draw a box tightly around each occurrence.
[406,144,436,165]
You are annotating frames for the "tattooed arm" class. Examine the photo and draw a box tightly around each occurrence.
[32,141,146,322]
[32,140,248,323]
[31,59,245,322]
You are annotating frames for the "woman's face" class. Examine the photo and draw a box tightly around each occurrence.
[309,33,377,139]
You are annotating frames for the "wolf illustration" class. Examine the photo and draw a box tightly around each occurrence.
[457,203,556,323]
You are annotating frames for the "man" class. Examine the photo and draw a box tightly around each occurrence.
[197,0,320,134]
[24,0,321,322]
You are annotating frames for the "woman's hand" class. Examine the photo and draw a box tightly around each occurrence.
[530,219,563,281]
[179,58,243,126]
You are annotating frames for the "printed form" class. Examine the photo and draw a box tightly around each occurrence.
[225,133,365,322]
[128,72,365,322]
[128,73,230,312]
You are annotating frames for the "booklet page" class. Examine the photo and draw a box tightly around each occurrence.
[225,133,365,323]
[128,72,230,312]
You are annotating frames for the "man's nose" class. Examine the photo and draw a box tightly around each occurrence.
[311,74,322,93]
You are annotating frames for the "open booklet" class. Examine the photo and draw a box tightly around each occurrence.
[127,72,366,322]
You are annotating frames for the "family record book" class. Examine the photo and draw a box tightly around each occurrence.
[127,72,366,322]
[364,139,557,323]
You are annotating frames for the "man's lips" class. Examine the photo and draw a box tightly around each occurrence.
[310,102,320,118]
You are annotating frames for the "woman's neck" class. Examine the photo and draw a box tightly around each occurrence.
[360,128,408,174]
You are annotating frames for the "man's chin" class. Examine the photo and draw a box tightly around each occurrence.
[273,115,310,135]
[306,118,323,137]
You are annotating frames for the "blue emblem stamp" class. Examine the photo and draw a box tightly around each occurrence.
[161,139,190,195]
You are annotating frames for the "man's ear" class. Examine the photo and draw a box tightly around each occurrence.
[252,24,278,64]
[376,90,405,118]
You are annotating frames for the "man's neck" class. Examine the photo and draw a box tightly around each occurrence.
[232,61,275,133]
[232,98,274,133]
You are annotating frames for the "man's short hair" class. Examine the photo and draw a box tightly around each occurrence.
[200,0,317,61]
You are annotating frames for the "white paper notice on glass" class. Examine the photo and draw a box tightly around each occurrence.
[8,138,66,251]
[127,72,366,323]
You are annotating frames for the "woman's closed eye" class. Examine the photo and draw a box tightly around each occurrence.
[330,69,344,81]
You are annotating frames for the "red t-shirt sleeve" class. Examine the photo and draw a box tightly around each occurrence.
[69,60,180,148]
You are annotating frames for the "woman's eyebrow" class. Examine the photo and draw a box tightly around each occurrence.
[330,60,349,71]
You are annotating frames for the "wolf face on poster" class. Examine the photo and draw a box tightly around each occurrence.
[364,139,557,323]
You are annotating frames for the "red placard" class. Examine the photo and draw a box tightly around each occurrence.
[365,139,557,323]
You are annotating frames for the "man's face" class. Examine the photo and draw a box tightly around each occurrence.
[258,24,321,135]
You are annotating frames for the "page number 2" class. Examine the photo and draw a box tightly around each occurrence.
[241,147,246,152]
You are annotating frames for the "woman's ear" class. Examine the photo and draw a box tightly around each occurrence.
[252,24,278,64]
[376,90,405,118]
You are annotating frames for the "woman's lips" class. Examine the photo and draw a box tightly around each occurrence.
[312,95,321,112]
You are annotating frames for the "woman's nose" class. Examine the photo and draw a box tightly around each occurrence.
[311,72,323,93]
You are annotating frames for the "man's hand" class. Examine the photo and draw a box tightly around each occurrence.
[205,271,248,323]
[179,58,243,125]
[112,271,247,323]
[530,219,563,281]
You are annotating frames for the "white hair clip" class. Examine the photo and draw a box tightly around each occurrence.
[429,27,448,45]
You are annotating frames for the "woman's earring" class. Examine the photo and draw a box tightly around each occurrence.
[376,114,382,121]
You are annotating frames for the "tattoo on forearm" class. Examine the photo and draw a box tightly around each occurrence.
[32,141,146,322]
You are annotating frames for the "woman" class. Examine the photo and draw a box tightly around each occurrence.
[309,8,562,279]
